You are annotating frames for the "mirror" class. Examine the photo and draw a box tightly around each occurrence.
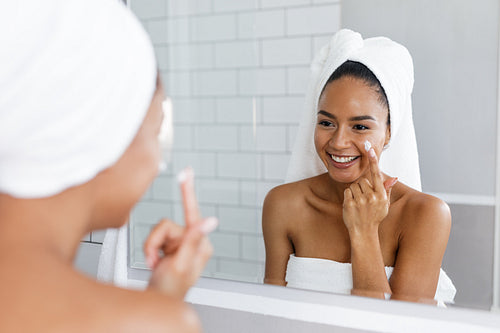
[127,0,500,311]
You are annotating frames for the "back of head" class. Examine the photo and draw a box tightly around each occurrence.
[0,0,157,198]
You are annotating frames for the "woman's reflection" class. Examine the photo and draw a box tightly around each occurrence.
[262,29,456,306]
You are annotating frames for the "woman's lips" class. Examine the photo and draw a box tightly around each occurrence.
[329,154,360,169]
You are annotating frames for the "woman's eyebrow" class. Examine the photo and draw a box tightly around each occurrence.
[317,111,376,122]
[349,115,376,121]
[318,110,335,119]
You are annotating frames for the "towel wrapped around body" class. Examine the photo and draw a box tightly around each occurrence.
[286,254,457,307]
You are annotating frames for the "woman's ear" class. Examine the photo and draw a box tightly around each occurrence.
[384,125,391,147]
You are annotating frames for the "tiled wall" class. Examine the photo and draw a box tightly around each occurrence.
[126,0,341,282]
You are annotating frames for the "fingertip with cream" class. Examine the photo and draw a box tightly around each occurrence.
[177,166,194,184]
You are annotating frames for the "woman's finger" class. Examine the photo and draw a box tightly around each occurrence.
[199,216,218,234]
[143,219,184,269]
[383,177,398,200]
[367,148,385,193]
[349,182,363,199]
[343,187,354,205]
[178,167,201,227]
[171,227,205,274]
[358,178,373,194]
[383,177,398,192]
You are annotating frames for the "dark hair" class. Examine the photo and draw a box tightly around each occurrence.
[321,60,390,124]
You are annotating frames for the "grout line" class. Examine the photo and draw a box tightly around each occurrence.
[80,240,103,245]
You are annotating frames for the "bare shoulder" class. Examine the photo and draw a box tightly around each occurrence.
[396,183,451,236]
[0,253,201,333]
[262,178,314,224]
[264,180,305,207]
[91,282,201,333]
[73,277,202,333]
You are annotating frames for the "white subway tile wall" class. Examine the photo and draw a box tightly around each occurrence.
[122,0,340,283]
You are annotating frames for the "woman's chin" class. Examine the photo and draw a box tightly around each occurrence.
[327,169,363,185]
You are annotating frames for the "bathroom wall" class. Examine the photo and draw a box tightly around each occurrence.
[126,0,341,283]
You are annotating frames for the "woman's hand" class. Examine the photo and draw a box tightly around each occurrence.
[342,148,397,236]
[144,168,217,300]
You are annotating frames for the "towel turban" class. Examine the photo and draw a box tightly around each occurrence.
[0,0,157,198]
[286,29,421,191]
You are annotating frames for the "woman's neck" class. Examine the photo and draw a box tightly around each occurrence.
[0,188,94,263]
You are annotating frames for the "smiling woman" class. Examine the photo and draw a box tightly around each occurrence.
[262,29,456,306]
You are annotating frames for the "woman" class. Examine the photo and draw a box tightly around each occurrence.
[262,29,456,304]
[0,0,215,331]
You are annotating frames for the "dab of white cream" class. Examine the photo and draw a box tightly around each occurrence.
[364,140,372,152]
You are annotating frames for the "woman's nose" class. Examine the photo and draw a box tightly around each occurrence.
[330,128,351,149]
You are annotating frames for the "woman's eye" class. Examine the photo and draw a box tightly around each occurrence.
[353,124,368,130]
[319,120,334,127]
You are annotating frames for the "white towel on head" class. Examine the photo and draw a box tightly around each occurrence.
[286,29,421,191]
[0,0,157,198]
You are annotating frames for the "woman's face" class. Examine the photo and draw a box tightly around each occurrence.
[91,79,166,229]
[314,76,390,184]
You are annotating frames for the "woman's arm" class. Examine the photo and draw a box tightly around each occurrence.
[344,147,451,302]
[343,148,397,297]
[388,196,451,302]
[262,186,294,286]
[144,167,215,300]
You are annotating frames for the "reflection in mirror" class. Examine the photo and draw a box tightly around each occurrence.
[127,0,500,312]
[262,29,457,308]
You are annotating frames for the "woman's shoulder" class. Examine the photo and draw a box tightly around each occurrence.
[394,182,451,232]
[262,175,323,228]
[94,284,201,333]
[263,175,323,209]
[0,253,200,333]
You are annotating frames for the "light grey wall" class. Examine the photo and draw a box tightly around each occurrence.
[342,0,499,311]
[444,204,495,310]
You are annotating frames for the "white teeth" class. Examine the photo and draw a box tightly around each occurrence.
[331,154,357,163]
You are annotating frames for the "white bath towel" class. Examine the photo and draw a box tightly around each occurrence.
[0,0,157,198]
[286,29,421,191]
[286,255,457,307]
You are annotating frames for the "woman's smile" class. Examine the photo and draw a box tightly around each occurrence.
[329,153,361,169]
